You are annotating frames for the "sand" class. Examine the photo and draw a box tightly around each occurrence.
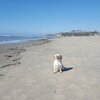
[0,36,100,100]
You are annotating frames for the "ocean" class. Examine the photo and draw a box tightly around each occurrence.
[0,34,54,44]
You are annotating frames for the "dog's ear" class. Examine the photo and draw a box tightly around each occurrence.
[54,54,59,59]
[59,55,62,60]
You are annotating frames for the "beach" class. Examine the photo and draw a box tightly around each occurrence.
[0,36,100,100]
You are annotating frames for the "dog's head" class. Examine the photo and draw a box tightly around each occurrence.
[54,54,62,60]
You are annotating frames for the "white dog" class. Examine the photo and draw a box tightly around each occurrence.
[53,54,64,73]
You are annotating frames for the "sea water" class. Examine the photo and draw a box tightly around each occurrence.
[0,34,54,44]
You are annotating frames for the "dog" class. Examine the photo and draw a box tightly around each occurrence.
[53,54,64,73]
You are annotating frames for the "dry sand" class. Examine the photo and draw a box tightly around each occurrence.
[0,36,100,100]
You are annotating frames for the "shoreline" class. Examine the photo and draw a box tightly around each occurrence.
[0,39,51,69]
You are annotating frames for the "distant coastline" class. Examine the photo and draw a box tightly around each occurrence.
[54,30,100,37]
[0,30,100,44]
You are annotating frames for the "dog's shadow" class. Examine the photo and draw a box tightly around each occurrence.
[63,67,73,72]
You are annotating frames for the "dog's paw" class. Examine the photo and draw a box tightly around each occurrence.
[53,71,58,73]
[60,70,63,73]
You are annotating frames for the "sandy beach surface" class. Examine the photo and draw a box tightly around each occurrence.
[0,36,100,100]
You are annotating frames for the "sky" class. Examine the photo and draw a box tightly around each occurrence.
[0,0,100,35]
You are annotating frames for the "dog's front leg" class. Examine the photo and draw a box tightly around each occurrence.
[59,69,62,73]
[53,66,58,73]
